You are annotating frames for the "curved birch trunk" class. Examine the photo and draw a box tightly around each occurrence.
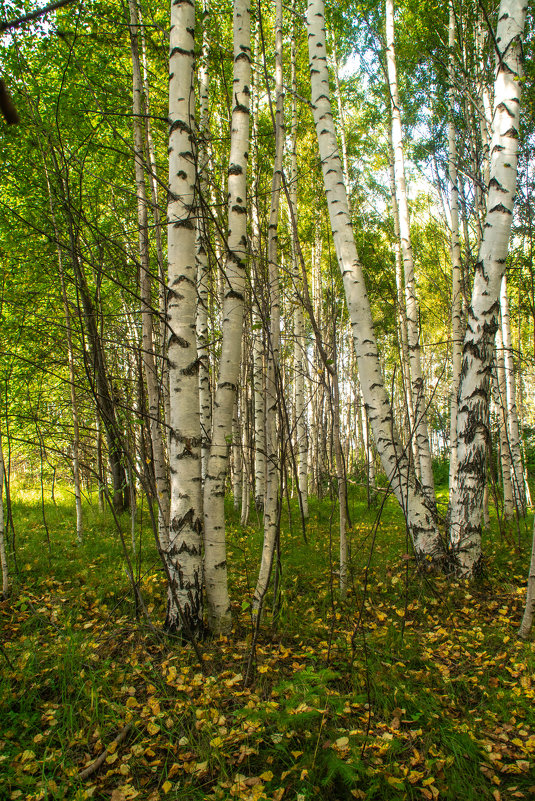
[385,0,435,505]
[166,0,204,635]
[204,0,251,633]
[129,0,170,551]
[449,0,526,576]
[307,0,443,561]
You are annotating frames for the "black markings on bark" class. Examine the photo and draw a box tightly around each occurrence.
[489,203,512,215]
[488,177,507,192]
[169,118,191,135]
[169,333,190,348]
[181,358,200,377]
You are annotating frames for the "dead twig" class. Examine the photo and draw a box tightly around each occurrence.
[78,722,133,781]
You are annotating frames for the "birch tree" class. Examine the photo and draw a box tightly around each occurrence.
[385,0,435,505]
[197,0,213,482]
[447,0,464,491]
[306,0,444,562]
[290,9,309,520]
[449,0,527,576]
[204,0,251,633]
[166,0,203,634]
[253,0,284,618]
[500,274,526,512]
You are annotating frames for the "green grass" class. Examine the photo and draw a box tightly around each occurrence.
[1,478,534,800]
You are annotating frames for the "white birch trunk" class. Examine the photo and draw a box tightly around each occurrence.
[129,0,170,551]
[0,429,8,599]
[494,327,515,517]
[387,129,417,472]
[197,0,212,482]
[307,0,443,561]
[240,357,251,527]
[449,0,526,576]
[253,0,284,617]
[204,0,251,633]
[232,398,242,512]
[166,0,204,634]
[253,293,266,510]
[251,35,266,512]
[501,275,526,512]
[386,0,435,505]
[447,0,464,492]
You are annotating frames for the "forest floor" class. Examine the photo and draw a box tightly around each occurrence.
[1,479,534,801]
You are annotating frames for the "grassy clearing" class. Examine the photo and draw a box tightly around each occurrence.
[1,481,534,801]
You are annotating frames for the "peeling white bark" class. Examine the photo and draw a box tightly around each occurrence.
[501,275,526,512]
[307,0,443,561]
[197,0,212,482]
[447,0,464,492]
[166,0,203,634]
[386,0,435,505]
[449,0,526,576]
[254,0,284,618]
[204,0,251,633]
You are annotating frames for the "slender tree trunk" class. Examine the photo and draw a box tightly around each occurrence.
[447,0,464,492]
[519,515,535,639]
[330,345,348,598]
[232,397,242,512]
[253,0,284,618]
[44,167,84,542]
[166,0,203,635]
[60,269,83,544]
[501,275,526,512]
[240,356,251,527]
[197,0,213,482]
[251,29,265,513]
[0,429,8,599]
[204,0,251,633]
[307,0,443,561]
[387,128,417,472]
[449,0,527,576]
[139,16,170,432]
[385,0,435,505]
[128,0,170,550]
[96,413,105,512]
[290,17,309,519]
[494,329,515,518]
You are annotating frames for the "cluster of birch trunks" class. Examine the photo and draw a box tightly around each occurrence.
[0,0,533,638]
